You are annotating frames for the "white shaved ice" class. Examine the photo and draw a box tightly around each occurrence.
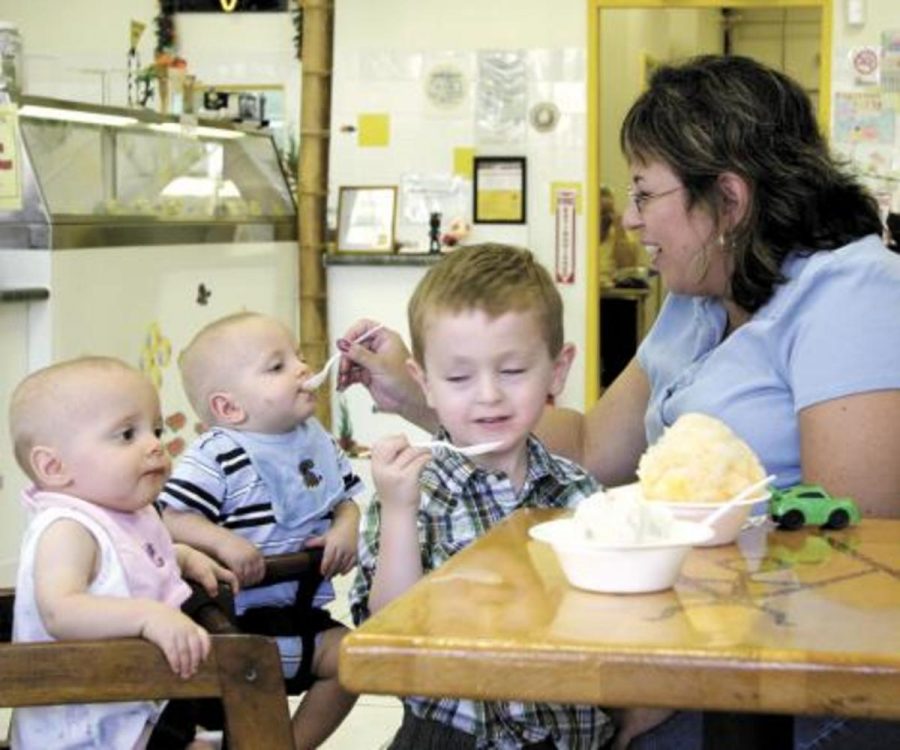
[574,489,674,545]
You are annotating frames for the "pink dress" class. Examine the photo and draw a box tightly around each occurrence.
[11,489,192,750]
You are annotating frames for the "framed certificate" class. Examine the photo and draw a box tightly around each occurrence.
[336,186,397,253]
[473,156,526,224]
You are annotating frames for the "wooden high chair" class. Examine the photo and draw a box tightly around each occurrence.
[0,550,323,749]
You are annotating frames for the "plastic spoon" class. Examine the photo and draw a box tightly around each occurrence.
[703,474,776,528]
[302,323,384,391]
[411,439,504,457]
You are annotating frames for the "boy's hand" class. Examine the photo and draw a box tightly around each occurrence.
[141,604,211,679]
[371,434,432,513]
[216,535,265,586]
[177,543,240,596]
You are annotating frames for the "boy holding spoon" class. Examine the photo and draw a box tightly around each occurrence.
[157,311,361,750]
[349,243,659,749]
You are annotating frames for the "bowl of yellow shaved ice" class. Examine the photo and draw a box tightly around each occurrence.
[633,413,770,546]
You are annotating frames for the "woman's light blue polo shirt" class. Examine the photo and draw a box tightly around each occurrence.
[638,235,900,488]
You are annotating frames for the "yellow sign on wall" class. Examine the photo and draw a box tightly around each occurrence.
[358,113,390,148]
[0,106,22,212]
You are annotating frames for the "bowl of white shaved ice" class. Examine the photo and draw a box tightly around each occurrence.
[528,490,713,594]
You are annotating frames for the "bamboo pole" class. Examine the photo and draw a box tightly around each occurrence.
[297,0,334,428]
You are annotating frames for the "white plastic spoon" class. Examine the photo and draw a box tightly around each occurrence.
[703,474,776,528]
[302,323,384,391]
[411,439,504,457]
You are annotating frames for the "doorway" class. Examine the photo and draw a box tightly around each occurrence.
[585,0,833,404]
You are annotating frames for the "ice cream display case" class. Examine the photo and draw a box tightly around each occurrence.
[0,97,299,581]
[2,95,295,249]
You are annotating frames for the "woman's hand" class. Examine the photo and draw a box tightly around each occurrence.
[336,320,438,431]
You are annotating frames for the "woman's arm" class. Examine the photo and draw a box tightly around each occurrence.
[536,357,651,487]
[799,389,900,517]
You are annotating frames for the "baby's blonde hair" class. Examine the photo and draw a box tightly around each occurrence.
[408,243,563,365]
[9,356,135,482]
[178,311,266,425]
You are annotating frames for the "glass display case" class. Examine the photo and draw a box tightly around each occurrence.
[2,95,296,249]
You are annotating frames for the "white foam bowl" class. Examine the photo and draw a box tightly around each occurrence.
[659,494,770,547]
[607,483,769,547]
[529,518,714,594]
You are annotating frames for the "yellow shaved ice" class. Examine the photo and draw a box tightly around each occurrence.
[638,413,765,502]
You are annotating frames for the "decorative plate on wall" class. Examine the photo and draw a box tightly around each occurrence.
[529,101,560,133]
[424,64,468,110]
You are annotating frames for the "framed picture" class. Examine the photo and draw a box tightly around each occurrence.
[473,156,527,224]
[336,186,397,253]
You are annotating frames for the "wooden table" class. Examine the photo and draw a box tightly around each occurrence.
[340,509,900,747]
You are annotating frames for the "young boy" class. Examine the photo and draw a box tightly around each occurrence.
[348,243,616,748]
[157,311,361,750]
[8,357,236,750]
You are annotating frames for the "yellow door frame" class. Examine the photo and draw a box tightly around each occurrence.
[584,0,833,407]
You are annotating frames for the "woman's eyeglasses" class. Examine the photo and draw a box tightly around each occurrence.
[627,185,683,215]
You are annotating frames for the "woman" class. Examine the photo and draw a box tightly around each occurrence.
[338,54,900,520]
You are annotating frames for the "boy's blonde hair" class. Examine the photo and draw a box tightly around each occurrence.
[408,243,564,364]
[9,356,135,481]
[178,311,265,425]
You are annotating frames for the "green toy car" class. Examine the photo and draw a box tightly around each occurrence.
[769,484,861,531]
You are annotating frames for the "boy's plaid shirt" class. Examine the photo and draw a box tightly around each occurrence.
[349,433,614,749]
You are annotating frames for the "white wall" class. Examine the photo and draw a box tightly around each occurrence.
[329,0,590,408]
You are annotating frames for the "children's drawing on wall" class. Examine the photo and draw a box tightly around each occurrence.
[139,321,190,458]
[834,92,895,144]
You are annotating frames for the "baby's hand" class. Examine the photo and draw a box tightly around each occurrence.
[177,544,240,596]
[141,605,211,679]
[371,435,432,514]
[306,524,357,579]
[216,535,265,586]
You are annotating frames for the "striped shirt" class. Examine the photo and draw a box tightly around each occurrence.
[159,421,364,676]
[349,434,613,749]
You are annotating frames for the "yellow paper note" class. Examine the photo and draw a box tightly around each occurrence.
[453,147,475,179]
[550,182,582,214]
[0,105,23,212]
[477,190,522,222]
[358,113,390,148]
